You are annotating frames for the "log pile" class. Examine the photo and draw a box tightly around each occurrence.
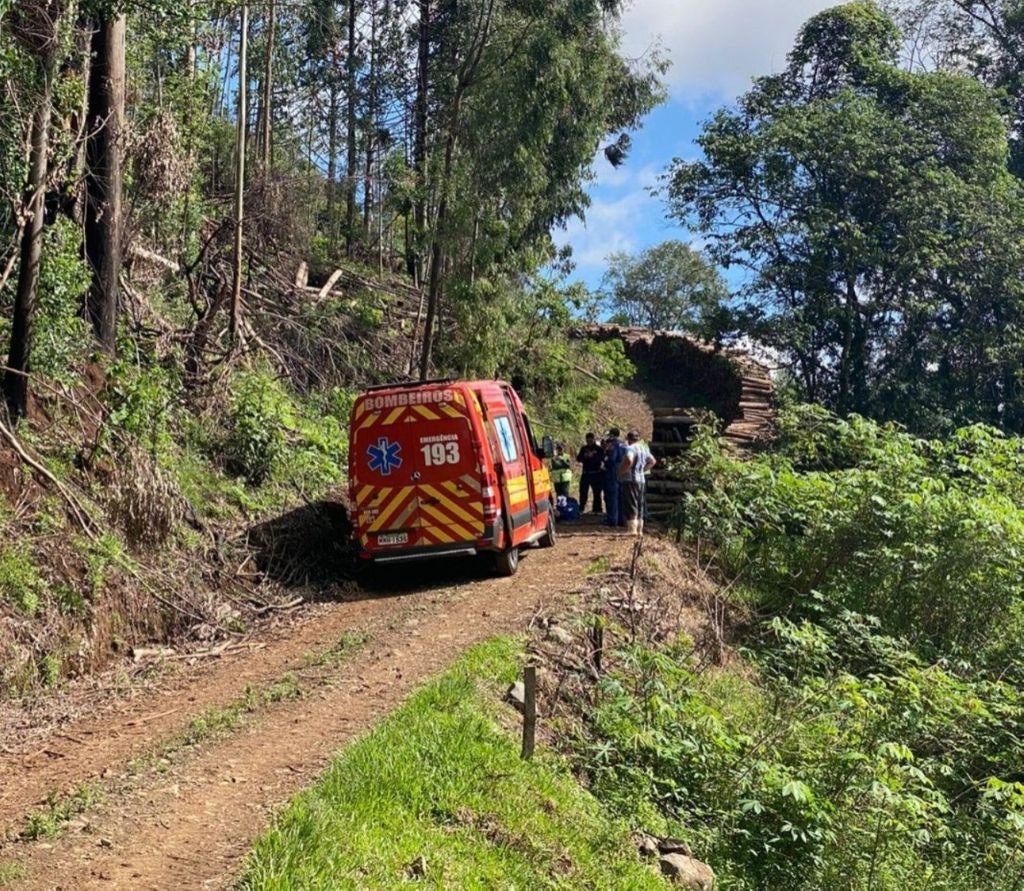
[579,325,774,523]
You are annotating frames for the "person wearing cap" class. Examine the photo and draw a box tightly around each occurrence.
[550,443,573,498]
[576,432,605,513]
[603,428,628,528]
[619,428,656,537]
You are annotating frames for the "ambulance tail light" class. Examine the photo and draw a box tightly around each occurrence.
[482,481,500,522]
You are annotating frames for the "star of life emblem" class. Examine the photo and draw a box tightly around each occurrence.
[368,437,403,476]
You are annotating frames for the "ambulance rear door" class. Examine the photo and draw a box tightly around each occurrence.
[411,390,486,548]
[351,396,425,552]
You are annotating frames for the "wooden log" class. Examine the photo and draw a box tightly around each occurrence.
[316,268,345,302]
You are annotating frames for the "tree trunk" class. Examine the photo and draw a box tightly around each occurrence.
[326,75,339,247]
[412,0,430,286]
[419,121,459,380]
[83,13,126,354]
[345,0,359,257]
[363,0,377,244]
[230,3,248,341]
[4,59,55,421]
[259,0,275,170]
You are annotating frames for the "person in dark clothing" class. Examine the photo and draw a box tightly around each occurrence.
[576,432,605,513]
[603,428,628,528]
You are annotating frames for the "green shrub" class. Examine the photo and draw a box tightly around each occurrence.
[675,409,1024,669]
[575,615,1024,890]
[224,370,351,493]
[105,359,180,457]
[226,371,294,485]
[0,545,44,617]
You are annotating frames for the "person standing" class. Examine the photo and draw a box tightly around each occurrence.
[619,428,656,537]
[550,444,573,498]
[576,432,605,513]
[603,428,627,528]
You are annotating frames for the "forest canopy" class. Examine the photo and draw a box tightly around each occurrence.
[669,1,1024,435]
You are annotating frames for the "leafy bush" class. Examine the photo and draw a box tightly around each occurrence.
[226,371,294,485]
[0,544,44,616]
[675,408,1024,669]
[105,359,180,457]
[225,370,350,492]
[576,615,1024,890]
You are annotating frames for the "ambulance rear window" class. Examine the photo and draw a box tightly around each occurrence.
[494,416,518,462]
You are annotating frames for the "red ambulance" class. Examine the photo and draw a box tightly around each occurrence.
[348,380,557,575]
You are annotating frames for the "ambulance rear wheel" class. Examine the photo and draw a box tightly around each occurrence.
[494,547,520,577]
[539,514,556,548]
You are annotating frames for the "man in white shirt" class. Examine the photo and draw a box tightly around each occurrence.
[618,428,656,537]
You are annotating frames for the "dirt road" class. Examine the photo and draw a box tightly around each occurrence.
[0,532,627,889]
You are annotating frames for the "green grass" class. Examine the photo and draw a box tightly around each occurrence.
[301,631,371,669]
[0,862,25,886]
[19,783,103,841]
[182,674,302,747]
[239,638,666,890]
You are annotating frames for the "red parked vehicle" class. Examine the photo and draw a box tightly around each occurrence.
[348,379,556,575]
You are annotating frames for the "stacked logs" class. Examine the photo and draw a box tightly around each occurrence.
[578,326,774,523]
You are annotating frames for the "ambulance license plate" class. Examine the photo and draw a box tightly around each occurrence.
[377,532,409,547]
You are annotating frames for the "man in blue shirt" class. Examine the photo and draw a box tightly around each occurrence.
[619,428,655,537]
[603,428,628,528]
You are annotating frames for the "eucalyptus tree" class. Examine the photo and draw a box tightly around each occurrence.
[669,1,1024,432]
[416,0,664,378]
[602,241,729,339]
[2,0,64,419]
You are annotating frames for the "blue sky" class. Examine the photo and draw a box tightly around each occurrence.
[555,0,836,290]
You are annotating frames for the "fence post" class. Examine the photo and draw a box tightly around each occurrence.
[591,620,604,676]
[521,664,537,760]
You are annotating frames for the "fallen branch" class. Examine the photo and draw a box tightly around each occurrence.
[316,268,344,303]
[0,415,98,540]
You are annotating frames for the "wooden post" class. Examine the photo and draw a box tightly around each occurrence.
[230,2,248,342]
[521,664,536,760]
[591,620,604,676]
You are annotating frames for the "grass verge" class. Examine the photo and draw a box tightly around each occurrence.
[239,637,665,890]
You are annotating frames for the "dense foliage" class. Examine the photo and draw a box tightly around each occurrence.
[565,407,1024,889]
[669,2,1024,434]
[679,407,1024,670]
[600,240,730,340]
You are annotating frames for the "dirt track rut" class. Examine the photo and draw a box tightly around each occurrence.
[1,533,625,889]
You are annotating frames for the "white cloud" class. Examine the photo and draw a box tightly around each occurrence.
[553,163,675,280]
[619,0,837,101]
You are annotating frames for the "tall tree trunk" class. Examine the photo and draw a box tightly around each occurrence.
[345,0,358,257]
[363,0,377,244]
[4,58,55,421]
[83,13,126,354]
[326,75,339,247]
[412,0,430,286]
[230,3,248,341]
[417,0,493,379]
[259,0,276,170]
[419,119,459,380]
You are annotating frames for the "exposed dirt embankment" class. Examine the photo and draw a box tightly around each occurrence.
[1,533,633,889]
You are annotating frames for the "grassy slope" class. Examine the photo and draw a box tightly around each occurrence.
[240,638,665,890]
